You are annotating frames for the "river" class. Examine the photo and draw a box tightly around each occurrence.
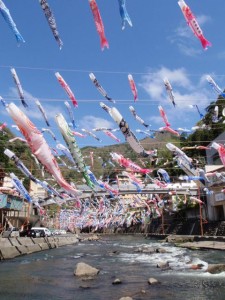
[0,235,225,300]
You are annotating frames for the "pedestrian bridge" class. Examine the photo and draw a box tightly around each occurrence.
[75,182,199,199]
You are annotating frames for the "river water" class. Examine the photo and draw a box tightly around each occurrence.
[0,235,225,300]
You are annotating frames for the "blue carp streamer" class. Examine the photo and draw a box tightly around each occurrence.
[118,0,132,30]
[10,173,32,203]
[0,0,25,44]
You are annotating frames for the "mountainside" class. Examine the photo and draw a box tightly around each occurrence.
[79,131,180,180]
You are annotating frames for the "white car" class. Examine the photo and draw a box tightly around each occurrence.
[31,227,52,237]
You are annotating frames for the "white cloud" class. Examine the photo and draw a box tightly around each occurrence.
[140,67,192,101]
[79,115,114,131]
[140,66,212,128]
[197,15,212,27]
[176,44,202,57]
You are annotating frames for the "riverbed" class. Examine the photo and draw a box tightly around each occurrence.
[0,235,225,300]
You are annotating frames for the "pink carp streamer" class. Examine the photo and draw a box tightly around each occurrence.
[211,142,225,167]
[158,105,179,136]
[110,152,152,174]
[128,74,138,101]
[6,102,82,197]
[55,72,78,107]
[89,0,109,50]
[178,0,211,50]
[104,130,120,143]
[0,122,7,131]
[158,105,170,127]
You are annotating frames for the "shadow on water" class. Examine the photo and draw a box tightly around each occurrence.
[0,235,225,300]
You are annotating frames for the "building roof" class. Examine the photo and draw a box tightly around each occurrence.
[205,165,224,173]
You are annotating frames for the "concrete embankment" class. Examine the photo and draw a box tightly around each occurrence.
[0,235,82,260]
[165,234,225,250]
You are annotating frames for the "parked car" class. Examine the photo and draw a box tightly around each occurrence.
[31,227,52,237]
[19,229,37,238]
[2,227,20,238]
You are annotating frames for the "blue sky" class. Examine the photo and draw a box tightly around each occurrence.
[0,0,225,150]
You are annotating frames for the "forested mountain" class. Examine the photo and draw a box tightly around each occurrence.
[180,94,225,167]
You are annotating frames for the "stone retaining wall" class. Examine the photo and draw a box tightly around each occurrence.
[0,235,80,260]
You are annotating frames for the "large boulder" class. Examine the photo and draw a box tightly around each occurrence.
[142,247,155,253]
[155,248,167,253]
[148,277,160,285]
[156,261,170,270]
[112,278,122,285]
[166,235,194,243]
[74,262,100,277]
[206,264,225,274]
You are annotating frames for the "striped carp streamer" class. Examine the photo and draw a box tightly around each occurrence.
[41,128,57,141]
[55,113,95,189]
[157,168,170,183]
[88,0,109,50]
[6,102,82,197]
[212,106,222,123]
[4,149,63,199]
[178,0,211,50]
[128,74,137,101]
[206,75,225,98]
[118,0,132,30]
[81,128,101,142]
[56,143,76,166]
[189,104,204,119]
[89,72,115,103]
[122,171,142,192]
[100,102,151,157]
[64,101,77,129]
[0,0,25,44]
[0,96,7,107]
[163,77,176,107]
[39,0,63,49]
[55,72,78,107]
[136,129,155,139]
[166,142,193,168]
[10,68,28,108]
[129,106,149,128]
[36,99,50,127]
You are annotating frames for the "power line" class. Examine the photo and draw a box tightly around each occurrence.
[2,65,225,77]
